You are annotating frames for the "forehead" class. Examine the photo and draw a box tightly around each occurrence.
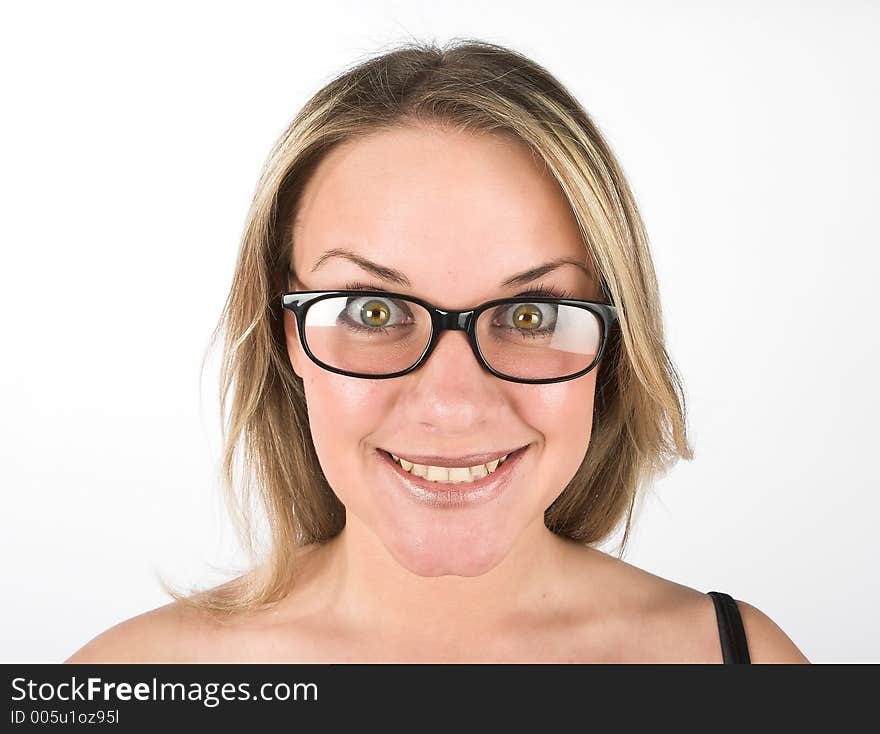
[290,124,593,292]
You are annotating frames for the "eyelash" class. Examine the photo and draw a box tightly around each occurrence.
[342,280,574,300]
[515,282,573,300]
[344,280,384,291]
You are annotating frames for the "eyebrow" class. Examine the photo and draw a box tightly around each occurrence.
[308,247,593,289]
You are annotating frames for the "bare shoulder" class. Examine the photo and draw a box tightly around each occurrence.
[651,584,810,664]
[64,600,221,664]
[732,597,810,663]
[668,590,810,664]
[65,547,336,664]
[569,548,810,663]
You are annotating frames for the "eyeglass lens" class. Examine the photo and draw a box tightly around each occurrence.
[302,294,602,380]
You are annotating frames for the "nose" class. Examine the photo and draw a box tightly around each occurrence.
[402,328,505,429]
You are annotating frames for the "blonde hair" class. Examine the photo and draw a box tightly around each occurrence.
[166,37,694,615]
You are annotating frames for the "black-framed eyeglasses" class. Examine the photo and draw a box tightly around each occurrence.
[280,289,619,385]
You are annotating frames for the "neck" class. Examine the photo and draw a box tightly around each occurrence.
[301,516,591,640]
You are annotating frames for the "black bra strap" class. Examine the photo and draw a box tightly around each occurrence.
[707,591,751,664]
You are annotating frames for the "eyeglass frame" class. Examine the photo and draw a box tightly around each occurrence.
[280,288,620,385]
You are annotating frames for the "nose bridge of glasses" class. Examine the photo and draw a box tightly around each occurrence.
[424,308,484,373]
[435,308,472,332]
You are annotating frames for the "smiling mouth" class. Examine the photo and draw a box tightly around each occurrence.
[377,444,530,485]
[387,451,509,483]
[376,443,531,508]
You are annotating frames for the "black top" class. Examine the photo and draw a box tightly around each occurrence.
[707,591,751,664]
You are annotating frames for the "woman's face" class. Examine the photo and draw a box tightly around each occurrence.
[283,123,602,577]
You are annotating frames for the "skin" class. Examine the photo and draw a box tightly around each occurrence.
[66,123,810,663]
[282,123,605,633]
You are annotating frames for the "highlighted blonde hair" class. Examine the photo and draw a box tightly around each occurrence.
[166,38,694,615]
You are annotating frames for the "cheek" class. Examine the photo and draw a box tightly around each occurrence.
[305,374,386,433]
[526,374,596,436]
[299,370,391,497]
[523,374,597,493]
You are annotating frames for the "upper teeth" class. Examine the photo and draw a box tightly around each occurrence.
[389,453,510,483]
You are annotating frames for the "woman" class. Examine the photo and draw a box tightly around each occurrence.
[67,39,808,663]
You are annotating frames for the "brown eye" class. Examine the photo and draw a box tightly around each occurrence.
[512,304,542,330]
[361,300,390,327]
[490,300,560,339]
[341,295,414,331]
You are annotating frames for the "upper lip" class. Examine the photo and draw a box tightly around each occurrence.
[380,445,529,468]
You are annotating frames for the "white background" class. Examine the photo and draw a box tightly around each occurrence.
[1,0,877,663]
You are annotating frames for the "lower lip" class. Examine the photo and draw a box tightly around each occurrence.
[375,444,531,508]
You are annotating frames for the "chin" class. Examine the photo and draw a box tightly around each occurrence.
[382,523,512,578]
